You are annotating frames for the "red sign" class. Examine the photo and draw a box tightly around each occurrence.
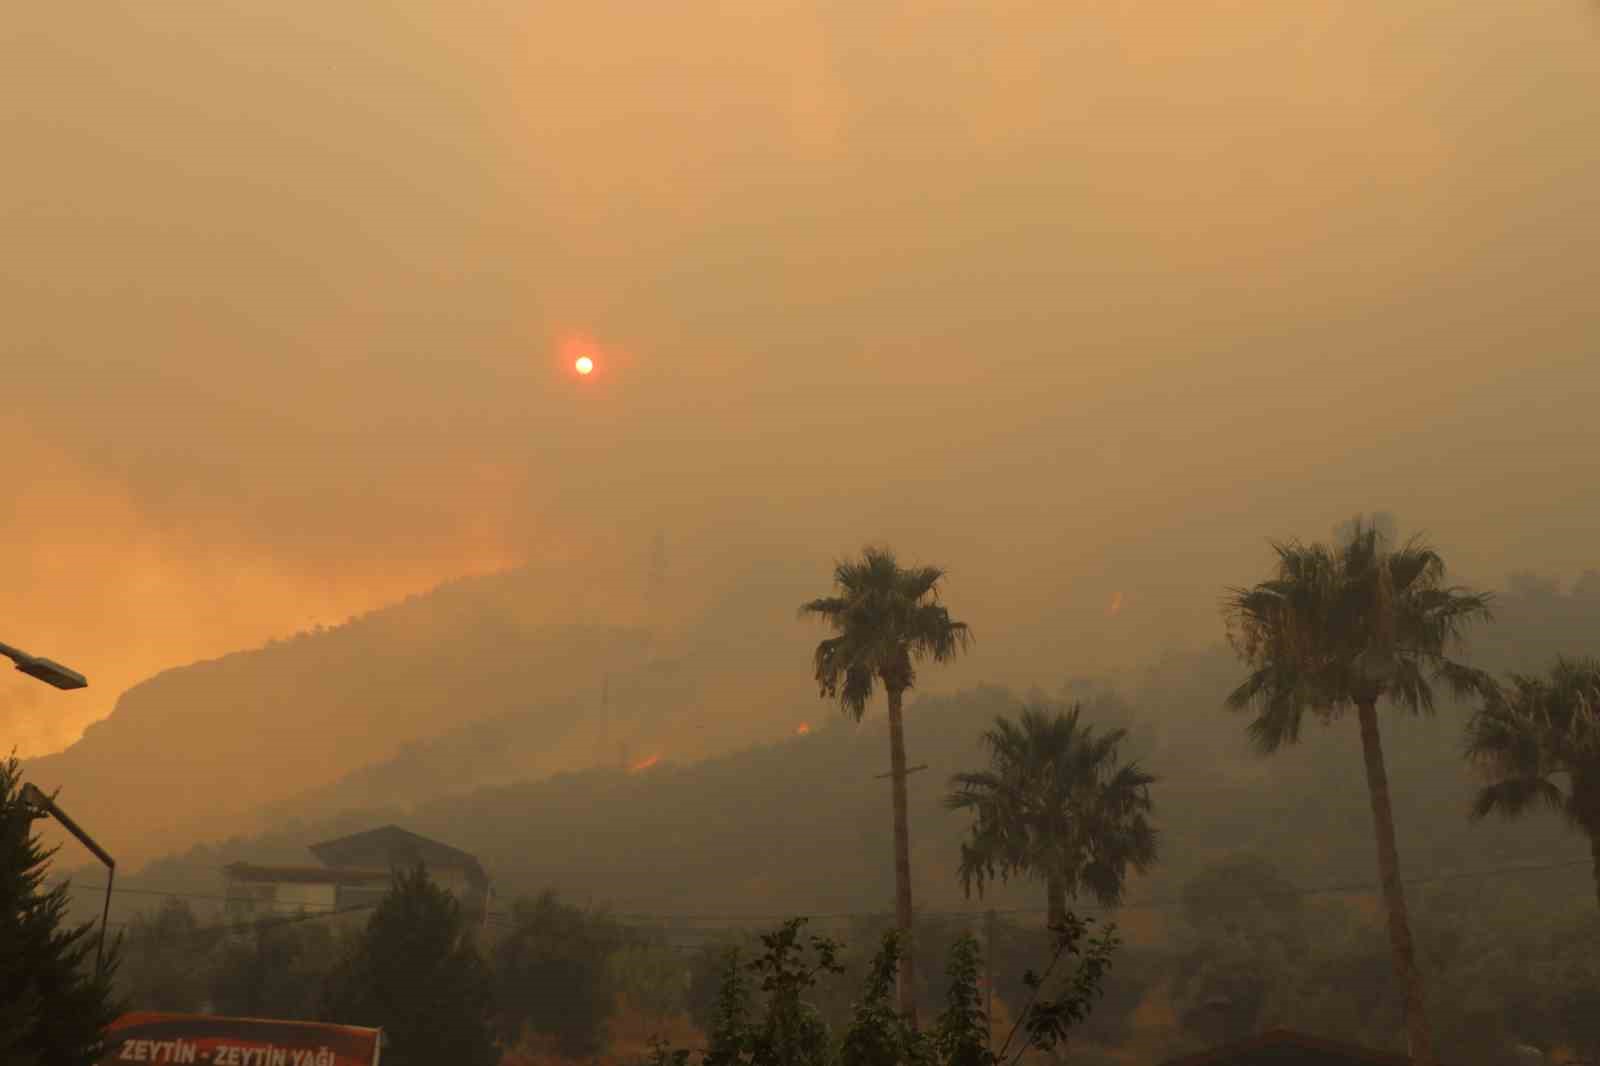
[100,1013,381,1066]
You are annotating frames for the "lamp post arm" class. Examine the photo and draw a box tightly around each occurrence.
[97,865,115,977]
[19,785,115,871]
[0,642,88,689]
[19,783,116,977]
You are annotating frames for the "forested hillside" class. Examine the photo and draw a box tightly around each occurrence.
[24,555,827,865]
[104,631,1593,929]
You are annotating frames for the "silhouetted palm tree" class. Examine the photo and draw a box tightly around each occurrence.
[945,703,1158,933]
[1466,657,1600,909]
[800,546,971,1029]
[1222,518,1493,1066]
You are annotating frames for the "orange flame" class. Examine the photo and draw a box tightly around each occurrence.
[794,722,811,736]
[1107,591,1124,617]
[628,753,661,772]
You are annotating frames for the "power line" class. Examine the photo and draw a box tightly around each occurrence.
[68,855,1592,926]
[556,856,1596,923]
[103,902,378,939]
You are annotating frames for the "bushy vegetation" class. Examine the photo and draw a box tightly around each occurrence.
[101,854,1600,1066]
[1158,852,1600,1066]
[110,881,655,1062]
[105,881,1132,1065]
[491,890,653,1057]
[321,864,499,1066]
[651,913,1119,1066]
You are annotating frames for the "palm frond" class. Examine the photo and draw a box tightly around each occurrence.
[896,565,948,603]
[797,596,851,623]
[1223,524,1492,754]
[945,702,1158,908]
[1228,669,1308,754]
[840,664,874,717]
[800,545,970,708]
[1468,777,1567,821]
[1464,659,1600,838]
[1432,658,1497,704]
[910,607,972,664]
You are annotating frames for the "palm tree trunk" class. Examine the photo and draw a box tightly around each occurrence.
[1045,874,1070,1063]
[1356,698,1435,1066]
[886,685,918,1030]
[1590,832,1600,912]
[1046,873,1067,931]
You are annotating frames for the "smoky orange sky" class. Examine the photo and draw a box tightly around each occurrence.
[5,0,1598,757]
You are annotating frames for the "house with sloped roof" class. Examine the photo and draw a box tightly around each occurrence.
[223,825,490,923]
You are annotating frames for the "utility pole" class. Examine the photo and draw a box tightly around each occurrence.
[873,764,928,780]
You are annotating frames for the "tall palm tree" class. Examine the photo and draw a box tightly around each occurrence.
[945,702,1158,932]
[1222,519,1493,1066]
[800,546,971,1029]
[1465,657,1600,909]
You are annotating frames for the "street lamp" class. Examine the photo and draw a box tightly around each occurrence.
[19,782,116,977]
[0,641,87,690]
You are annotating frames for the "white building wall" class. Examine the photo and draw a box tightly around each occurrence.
[271,881,338,915]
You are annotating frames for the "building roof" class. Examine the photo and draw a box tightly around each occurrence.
[1159,1030,1428,1066]
[223,863,393,887]
[307,825,488,890]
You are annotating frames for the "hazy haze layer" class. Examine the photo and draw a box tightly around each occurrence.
[5,0,1599,754]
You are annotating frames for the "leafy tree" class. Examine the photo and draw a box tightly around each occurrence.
[1408,891,1600,1066]
[689,939,755,1040]
[108,897,356,1021]
[658,914,1116,1066]
[945,703,1158,930]
[117,898,212,1012]
[829,913,983,1031]
[1006,913,1120,1063]
[745,919,840,1066]
[687,924,838,1066]
[1465,657,1600,909]
[801,546,972,1028]
[211,917,346,1021]
[490,889,627,1057]
[610,937,690,1018]
[1178,853,1304,945]
[838,932,924,1066]
[1,755,122,1066]
[930,935,987,1066]
[703,946,754,1066]
[320,862,498,1066]
[1222,518,1493,1066]
[1171,856,1307,1046]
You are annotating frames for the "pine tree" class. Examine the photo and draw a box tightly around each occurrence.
[319,862,499,1066]
[1,755,122,1066]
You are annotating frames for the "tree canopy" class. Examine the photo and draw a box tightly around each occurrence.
[800,546,972,715]
[945,703,1158,916]
[1466,657,1600,907]
[1,755,122,1066]
[319,862,499,1066]
[1223,520,1494,749]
